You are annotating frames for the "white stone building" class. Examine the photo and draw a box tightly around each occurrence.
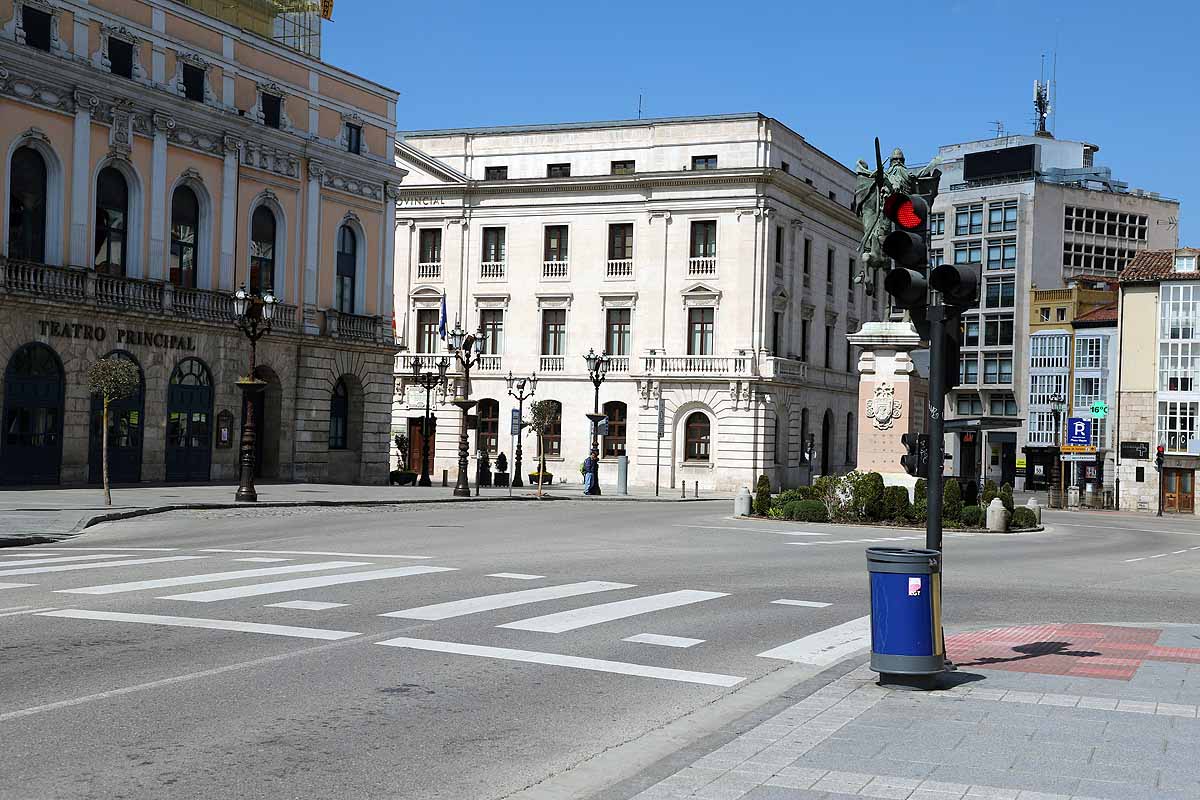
[390,113,868,492]
[930,133,1179,489]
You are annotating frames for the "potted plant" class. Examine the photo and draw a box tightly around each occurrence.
[493,452,510,488]
[389,433,418,486]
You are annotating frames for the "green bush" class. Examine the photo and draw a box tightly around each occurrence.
[754,475,772,517]
[1000,483,1015,513]
[852,472,887,520]
[793,500,829,523]
[773,488,807,510]
[914,478,928,503]
[960,505,983,527]
[766,506,786,519]
[880,486,910,521]
[811,474,844,520]
[907,499,928,525]
[981,480,999,508]
[943,478,963,523]
[1011,506,1038,529]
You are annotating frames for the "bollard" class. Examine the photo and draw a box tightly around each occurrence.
[1025,497,1042,524]
[734,487,752,517]
[616,455,629,496]
[986,498,1008,532]
[681,483,686,499]
[442,469,448,487]
[693,481,699,498]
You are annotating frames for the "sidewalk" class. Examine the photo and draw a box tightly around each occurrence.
[615,622,1200,800]
[0,480,722,544]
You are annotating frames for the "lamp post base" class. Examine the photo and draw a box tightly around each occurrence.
[452,398,477,498]
[585,412,604,496]
[234,378,267,504]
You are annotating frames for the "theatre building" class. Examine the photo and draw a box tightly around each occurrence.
[0,0,404,485]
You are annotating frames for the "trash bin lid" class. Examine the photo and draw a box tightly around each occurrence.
[866,547,940,573]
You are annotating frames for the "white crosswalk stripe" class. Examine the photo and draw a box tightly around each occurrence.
[57,561,371,595]
[161,565,457,602]
[0,554,131,569]
[499,590,728,633]
[756,615,871,665]
[39,609,360,640]
[0,556,207,577]
[381,581,634,621]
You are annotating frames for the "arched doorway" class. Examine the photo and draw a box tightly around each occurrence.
[821,409,833,475]
[165,357,213,481]
[88,350,144,484]
[2,343,64,484]
[243,364,282,478]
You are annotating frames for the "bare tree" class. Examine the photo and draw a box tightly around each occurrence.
[87,357,141,506]
[526,400,560,498]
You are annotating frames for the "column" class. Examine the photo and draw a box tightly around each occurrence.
[303,159,323,334]
[69,90,98,267]
[381,184,399,339]
[219,135,240,289]
[148,113,173,281]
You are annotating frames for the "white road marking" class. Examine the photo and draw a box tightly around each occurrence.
[624,633,705,648]
[0,606,56,618]
[500,590,727,633]
[673,524,828,537]
[47,547,180,551]
[199,549,431,559]
[267,601,347,610]
[162,565,457,602]
[234,557,291,563]
[757,615,872,665]
[376,637,744,687]
[1174,550,1188,554]
[0,556,206,577]
[0,554,128,568]
[1124,557,1147,562]
[791,536,924,547]
[39,609,360,640]
[0,583,35,590]
[0,551,70,557]
[381,581,634,621]
[0,605,30,613]
[487,573,545,580]
[57,561,370,595]
[1151,553,1169,559]
[1053,522,1200,536]
[771,599,833,608]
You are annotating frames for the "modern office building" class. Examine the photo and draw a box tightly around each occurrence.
[1116,247,1200,515]
[931,133,1178,488]
[0,0,404,485]
[391,113,869,492]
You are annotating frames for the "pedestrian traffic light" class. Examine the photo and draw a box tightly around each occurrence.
[901,433,929,477]
[882,193,932,309]
[1156,445,1165,470]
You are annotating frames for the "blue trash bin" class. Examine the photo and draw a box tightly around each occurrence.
[866,547,945,676]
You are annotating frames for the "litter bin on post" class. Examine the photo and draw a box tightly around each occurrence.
[866,547,946,686]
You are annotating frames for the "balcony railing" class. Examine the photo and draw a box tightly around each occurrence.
[607,356,629,373]
[416,261,442,281]
[540,355,565,372]
[396,353,457,374]
[175,287,234,322]
[761,357,809,383]
[480,261,506,281]
[640,352,754,377]
[688,257,717,277]
[325,309,380,342]
[3,259,86,300]
[477,355,502,372]
[95,273,163,312]
[606,259,633,279]
[542,260,569,280]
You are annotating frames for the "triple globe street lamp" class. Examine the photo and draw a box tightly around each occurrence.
[1049,392,1067,508]
[505,371,537,489]
[446,318,488,498]
[411,357,449,487]
[231,285,277,503]
[583,348,611,496]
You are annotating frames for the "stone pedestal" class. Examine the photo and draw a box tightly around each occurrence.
[848,321,928,497]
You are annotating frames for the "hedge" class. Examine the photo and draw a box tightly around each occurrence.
[1012,506,1038,529]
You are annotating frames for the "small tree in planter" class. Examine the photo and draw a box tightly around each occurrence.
[390,433,417,486]
[526,400,560,498]
[87,356,141,506]
[753,475,772,516]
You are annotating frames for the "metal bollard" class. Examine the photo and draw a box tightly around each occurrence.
[693,481,699,498]
[681,483,686,499]
[442,469,448,487]
[616,455,629,496]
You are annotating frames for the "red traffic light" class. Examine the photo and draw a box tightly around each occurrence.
[1157,445,1165,455]
[884,193,927,230]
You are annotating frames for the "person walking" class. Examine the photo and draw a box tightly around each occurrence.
[582,455,596,495]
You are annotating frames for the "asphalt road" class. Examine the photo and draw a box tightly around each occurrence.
[0,500,1196,799]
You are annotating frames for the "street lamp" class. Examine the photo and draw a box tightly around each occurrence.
[411,356,450,487]
[447,317,487,498]
[505,371,537,488]
[231,284,277,503]
[1050,392,1067,508]
[583,348,610,496]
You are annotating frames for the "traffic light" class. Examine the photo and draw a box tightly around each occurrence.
[930,262,981,311]
[881,193,932,309]
[901,433,929,477]
[1156,445,1165,470]
[942,313,963,392]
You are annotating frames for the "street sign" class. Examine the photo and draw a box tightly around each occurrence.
[510,408,521,436]
[1090,401,1109,419]
[1060,453,1096,462]
[657,398,665,439]
[1065,417,1092,446]
[1060,444,1097,454]
[595,416,609,437]
[1120,441,1150,460]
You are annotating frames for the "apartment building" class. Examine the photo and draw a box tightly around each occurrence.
[0,0,405,485]
[391,113,869,492]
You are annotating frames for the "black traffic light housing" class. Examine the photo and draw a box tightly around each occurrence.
[901,432,929,477]
[1156,445,1165,470]
[881,193,933,310]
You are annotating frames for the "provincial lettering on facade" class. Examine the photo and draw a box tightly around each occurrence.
[38,320,195,351]
[397,195,447,207]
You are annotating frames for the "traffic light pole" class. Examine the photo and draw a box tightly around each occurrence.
[925,303,947,552]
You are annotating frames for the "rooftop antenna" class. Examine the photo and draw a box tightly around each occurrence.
[1050,44,1058,134]
[990,120,1005,139]
[1033,56,1052,138]
[637,92,643,120]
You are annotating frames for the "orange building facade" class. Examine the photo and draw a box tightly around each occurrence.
[0,0,404,485]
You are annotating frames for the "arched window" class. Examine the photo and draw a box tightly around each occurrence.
[9,146,47,262]
[684,412,710,462]
[602,400,627,458]
[169,185,199,288]
[94,167,128,275]
[335,224,356,314]
[329,378,348,450]
[800,408,810,462]
[774,411,786,465]
[250,205,276,295]
[477,398,499,454]
[846,412,855,466]
[537,400,562,457]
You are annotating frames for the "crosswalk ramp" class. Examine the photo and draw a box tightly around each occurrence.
[1,546,869,688]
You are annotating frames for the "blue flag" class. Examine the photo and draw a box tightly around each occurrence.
[438,294,447,340]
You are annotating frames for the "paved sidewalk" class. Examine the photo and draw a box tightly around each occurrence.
[615,622,1200,800]
[0,481,721,543]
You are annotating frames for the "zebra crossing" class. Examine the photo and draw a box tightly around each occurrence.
[0,546,867,687]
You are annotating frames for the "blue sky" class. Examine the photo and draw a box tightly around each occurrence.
[323,0,1195,243]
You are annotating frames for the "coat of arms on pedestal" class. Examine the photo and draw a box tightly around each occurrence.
[866,383,902,430]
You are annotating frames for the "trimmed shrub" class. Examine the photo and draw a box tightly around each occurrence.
[943,478,963,523]
[1012,506,1038,529]
[914,478,928,503]
[852,472,887,521]
[766,506,786,519]
[960,505,983,528]
[811,474,844,520]
[880,485,910,522]
[981,480,999,508]
[754,475,772,517]
[773,489,806,510]
[1000,483,1015,513]
[907,499,928,525]
[793,500,829,523]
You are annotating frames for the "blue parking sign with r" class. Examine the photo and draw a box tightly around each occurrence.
[1066,417,1092,446]
[510,408,521,436]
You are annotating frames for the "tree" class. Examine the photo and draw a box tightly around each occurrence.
[942,478,963,523]
[393,432,410,473]
[754,475,772,516]
[87,357,141,506]
[526,400,560,498]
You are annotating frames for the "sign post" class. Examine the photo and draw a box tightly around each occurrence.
[655,398,665,498]
[509,408,520,498]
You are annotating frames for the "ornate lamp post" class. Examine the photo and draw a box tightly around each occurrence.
[1050,392,1067,508]
[411,356,450,487]
[505,371,537,488]
[231,285,277,502]
[583,348,610,496]
[447,318,487,498]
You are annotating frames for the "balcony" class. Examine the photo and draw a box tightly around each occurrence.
[396,353,458,375]
[607,356,629,373]
[640,352,754,377]
[325,309,383,343]
[606,259,634,280]
[416,261,442,281]
[480,261,505,281]
[540,356,565,373]
[688,257,717,277]
[542,260,569,280]
[477,354,503,372]
[761,357,809,383]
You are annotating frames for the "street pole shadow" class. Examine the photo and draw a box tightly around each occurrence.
[955,640,1102,669]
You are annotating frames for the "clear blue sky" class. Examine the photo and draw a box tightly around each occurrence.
[323,0,1195,243]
